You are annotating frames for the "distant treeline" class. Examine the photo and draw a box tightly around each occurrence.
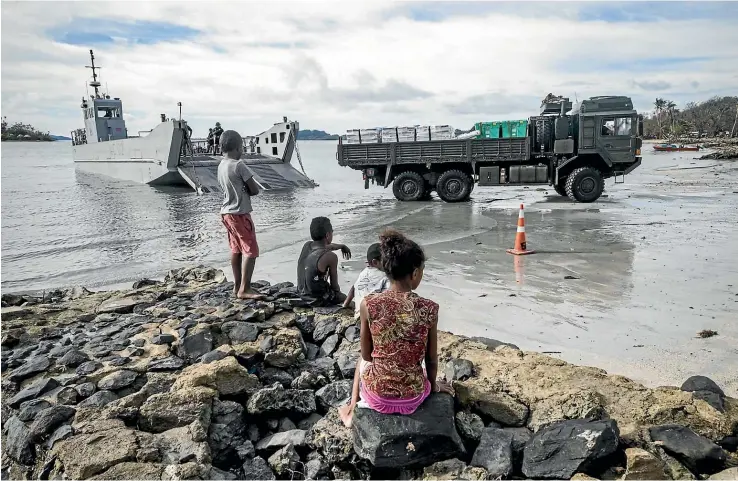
[643,96,738,139]
[297,129,339,140]
[1,117,54,142]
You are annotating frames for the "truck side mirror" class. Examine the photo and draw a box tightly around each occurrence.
[638,115,644,136]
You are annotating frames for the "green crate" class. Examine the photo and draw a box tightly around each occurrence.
[500,121,511,138]
[477,121,501,139]
[511,120,528,137]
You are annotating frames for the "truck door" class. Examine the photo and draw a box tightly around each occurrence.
[597,115,634,164]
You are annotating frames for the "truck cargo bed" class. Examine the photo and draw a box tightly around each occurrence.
[338,137,530,168]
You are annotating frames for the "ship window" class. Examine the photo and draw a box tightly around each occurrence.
[272,147,278,155]
[286,124,290,129]
[255,137,259,144]
[265,137,268,144]
[271,133,277,143]
[257,147,261,154]
[279,132,285,143]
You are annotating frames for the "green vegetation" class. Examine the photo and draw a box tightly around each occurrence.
[297,129,339,140]
[643,96,738,139]
[1,117,54,141]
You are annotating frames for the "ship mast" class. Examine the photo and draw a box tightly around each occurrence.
[85,49,101,99]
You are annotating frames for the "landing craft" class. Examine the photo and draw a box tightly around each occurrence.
[71,50,316,193]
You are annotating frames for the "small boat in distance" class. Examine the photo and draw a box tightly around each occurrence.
[652,143,700,152]
[71,49,316,193]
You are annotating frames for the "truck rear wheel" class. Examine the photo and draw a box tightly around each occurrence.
[436,170,472,203]
[392,171,426,201]
[565,167,603,203]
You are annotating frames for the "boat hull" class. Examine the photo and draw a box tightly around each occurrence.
[653,145,700,152]
[73,120,315,192]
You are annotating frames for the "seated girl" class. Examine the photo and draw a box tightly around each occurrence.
[339,229,453,427]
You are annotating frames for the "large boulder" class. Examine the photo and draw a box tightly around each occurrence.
[8,355,51,382]
[221,321,259,344]
[256,430,308,451]
[522,418,620,479]
[6,416,35,465]
[8,377,59,408]
[649,424,727,475]
[315,380,352,412]
[437,332,738,441]
[246,382,316,416]
[307,409,354,464]
[470,426,514,478]
[260,328,306,368]
[242,456,275,480]
[176,327,214,362]
[172,356,259,396]
[455,411,485,443]
[623,447,669,480]
[52,428,139,479]
[208,399,246,466]
[139,386,214,433]
[352,393,465,468]
[454,381,529,426]
[89,462,165,480]
[28,405,76,443]
[422,459,488,480]
[97,370,138,391]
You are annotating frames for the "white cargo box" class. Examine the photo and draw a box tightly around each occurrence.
[430,124,454,140]
[381,127,398,143]
[415,126,431,141]
[345,129,361,144]
[359,128,380,144]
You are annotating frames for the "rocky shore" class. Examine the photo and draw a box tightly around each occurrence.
[2,266,737,480]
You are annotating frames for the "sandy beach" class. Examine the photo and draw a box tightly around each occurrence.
[242,148,738,396]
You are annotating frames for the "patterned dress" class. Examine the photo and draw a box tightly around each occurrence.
[361,290,439,399]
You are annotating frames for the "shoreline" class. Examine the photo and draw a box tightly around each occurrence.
[1,267,736,480]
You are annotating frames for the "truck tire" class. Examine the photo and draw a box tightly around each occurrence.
[436,170,472,203]
[565,167,603,203]
[553,180,567,197]
[392,171,426,201]
[536,120,553,152]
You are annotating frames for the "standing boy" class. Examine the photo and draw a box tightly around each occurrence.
[297,217,352,306]
[218,130,263,299]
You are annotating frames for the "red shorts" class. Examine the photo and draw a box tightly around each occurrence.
[221,213,259,257]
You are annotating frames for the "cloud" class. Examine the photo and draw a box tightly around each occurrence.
[630,80,673,91]
[1,1,737,138]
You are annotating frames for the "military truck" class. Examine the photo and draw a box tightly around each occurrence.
[336,96,643,203]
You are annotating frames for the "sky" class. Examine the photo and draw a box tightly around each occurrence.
[2,1,738,138]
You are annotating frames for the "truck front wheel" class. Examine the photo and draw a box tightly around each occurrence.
[392,171,426,201]
[436,170,473,203]
[565,167,604,203]
[553,179,567,196]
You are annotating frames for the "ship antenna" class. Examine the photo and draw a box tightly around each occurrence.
[85,49,102,99]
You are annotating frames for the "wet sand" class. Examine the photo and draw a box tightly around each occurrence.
[248,150,738,396]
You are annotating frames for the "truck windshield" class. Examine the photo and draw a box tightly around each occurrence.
[602,117,632,136]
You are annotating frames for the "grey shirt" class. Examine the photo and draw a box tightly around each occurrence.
[217,158,254,215]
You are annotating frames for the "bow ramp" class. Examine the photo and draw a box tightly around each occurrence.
[177,158,317,194]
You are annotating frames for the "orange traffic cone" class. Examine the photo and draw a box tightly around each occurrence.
[507,204,536,255]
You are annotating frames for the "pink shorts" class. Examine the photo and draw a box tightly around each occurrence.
[221,213,259,257]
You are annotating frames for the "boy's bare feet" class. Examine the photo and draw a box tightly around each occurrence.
[338,403,355,428]
[237,288,264,300]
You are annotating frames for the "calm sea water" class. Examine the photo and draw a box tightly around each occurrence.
[1,140,392,292]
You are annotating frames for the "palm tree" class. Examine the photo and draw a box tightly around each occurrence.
[654,98,667,138]
[666,100,678,135]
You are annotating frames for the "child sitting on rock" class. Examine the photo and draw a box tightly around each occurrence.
[339,229,453,428]
[297,216,352,306]
[342,243,389,317]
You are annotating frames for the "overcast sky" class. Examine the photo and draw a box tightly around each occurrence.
[2,1,737,138]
